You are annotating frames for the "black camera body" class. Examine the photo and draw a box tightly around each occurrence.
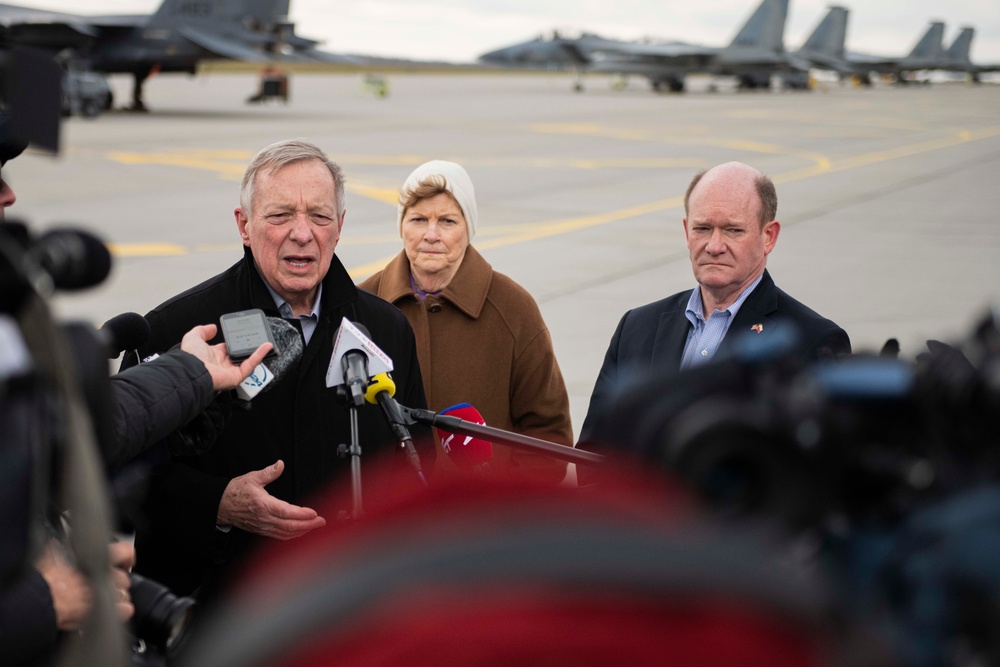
[129,573,197,659]
[587,312,1000,664]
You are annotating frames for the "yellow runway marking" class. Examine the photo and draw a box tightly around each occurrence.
[108,243,188,256]
[104,124,1000,264]
[722,109,935,133]
[528,123,832,174]
[345,196,689,279]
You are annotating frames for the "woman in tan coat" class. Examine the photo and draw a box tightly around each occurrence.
[359,160,573,484]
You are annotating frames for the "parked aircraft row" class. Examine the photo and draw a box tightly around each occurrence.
[477,1,999,92]
[0,0,348,112]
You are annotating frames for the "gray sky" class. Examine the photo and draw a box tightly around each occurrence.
[11,0,1000,62]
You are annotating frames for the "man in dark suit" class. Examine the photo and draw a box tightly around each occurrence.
[580,162,850,443]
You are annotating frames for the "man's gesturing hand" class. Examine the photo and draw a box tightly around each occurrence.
[180,323,272,391]
[217,460,326,540]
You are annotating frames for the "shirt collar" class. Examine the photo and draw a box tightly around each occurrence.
[685,272,764,325]
[256,263,322,321]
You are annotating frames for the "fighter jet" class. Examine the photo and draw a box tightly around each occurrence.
[480,0,805,92]
[478,31,633,70]
[937,28,1000,82]
[0,0,346,111]
[847,21,946,83]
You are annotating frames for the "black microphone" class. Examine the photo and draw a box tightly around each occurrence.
[328,319,393,407]
[365,372,426,483]
[342,335,370,408]
[100,312,150,359]
[29,228,112,291]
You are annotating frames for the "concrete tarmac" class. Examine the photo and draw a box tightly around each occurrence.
[11,71,1000,437]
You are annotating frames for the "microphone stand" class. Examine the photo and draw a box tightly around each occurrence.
[395,405,607,468]
[335,387,365,520]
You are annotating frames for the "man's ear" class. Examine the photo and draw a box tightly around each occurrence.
[235,207,251,246]
[763,219,780,254]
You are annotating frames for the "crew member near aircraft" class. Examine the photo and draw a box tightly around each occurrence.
[122,140,432,603]
[580,161,850,443]
[359,161,573,483]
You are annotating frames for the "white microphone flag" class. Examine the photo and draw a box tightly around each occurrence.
[325,317,393,388]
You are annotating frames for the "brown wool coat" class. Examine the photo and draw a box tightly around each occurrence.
[359,246,573,484]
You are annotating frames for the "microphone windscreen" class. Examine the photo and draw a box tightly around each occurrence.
[100,312,150,358]
[34,228,112,290]
[437,403,493,469]
[364,372,396,405]
[265,317,304,378]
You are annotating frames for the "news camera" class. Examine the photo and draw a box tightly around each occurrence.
[587,310,1000,666]
[1,49,197,666]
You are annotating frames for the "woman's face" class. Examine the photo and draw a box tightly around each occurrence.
[401,192,470,285]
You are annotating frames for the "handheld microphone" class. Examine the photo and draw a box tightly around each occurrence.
[100,312,150,359]
[365,372,426,483]
[437,403,493,473]
[326,317,393,407]
[235,317,304,400]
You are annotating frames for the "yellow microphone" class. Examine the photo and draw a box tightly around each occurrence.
[365,372,396,404]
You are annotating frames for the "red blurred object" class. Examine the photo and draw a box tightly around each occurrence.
[178,464,880,667]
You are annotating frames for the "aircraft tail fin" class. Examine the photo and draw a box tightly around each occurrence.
[726,0,789,53]
[945,27,974,65]
[799,6,848,60]
[907,21,945,61]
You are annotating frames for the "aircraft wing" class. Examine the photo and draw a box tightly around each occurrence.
[845,51,898,70]
[0,5,97,45]
[587,41,720,74]
[179,26,343,64]
[595,41,716,59]
[179,26,276,62]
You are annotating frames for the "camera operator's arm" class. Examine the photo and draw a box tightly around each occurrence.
[0,540,135,666]
[0,568,62,666]
[106,325,271,468]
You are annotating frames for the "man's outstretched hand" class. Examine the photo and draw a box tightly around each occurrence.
[217,460,326,540]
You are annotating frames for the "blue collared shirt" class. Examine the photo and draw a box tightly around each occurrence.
[261,279,322,346]
[679,273,763,370]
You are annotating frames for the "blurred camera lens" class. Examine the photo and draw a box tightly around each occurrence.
[129,573,196,656]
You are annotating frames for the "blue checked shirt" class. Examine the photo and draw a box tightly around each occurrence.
[679,273,763,370]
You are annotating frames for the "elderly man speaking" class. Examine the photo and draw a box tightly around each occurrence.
[123,139,432,606]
